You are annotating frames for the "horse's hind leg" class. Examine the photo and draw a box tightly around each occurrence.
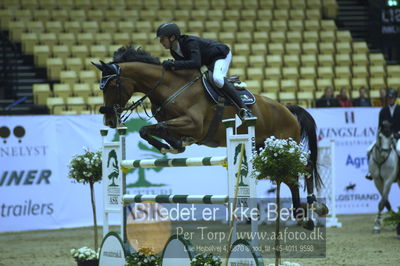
[305,169,328,217]
[288,182,314,231]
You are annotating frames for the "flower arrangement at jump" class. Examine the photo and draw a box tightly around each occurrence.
[68,148,102,265]
[124,248,222,265]
[384,207,400,239]
[125,251,161,266]
[190,253,222,266]
[253,136,309,266]
[253,136,310,183]
[70,247,98,265]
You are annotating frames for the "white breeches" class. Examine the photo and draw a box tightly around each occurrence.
[213,51,232,88]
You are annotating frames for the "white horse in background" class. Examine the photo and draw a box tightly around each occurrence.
[368,121,400,233]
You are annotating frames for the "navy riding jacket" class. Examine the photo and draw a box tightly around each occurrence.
[379,104,400,134]
[170,35,230,71]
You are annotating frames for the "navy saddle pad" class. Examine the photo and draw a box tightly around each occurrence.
[201,75,256,106]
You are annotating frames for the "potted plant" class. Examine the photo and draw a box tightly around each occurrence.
[125,249,161,266]
[68,148,102,265]
[253,136,310,266]
[70,247,99,266]
[384,207,400,239]
[190,253,222,265]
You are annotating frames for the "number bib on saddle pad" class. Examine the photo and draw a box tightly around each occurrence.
[201,71,256,106]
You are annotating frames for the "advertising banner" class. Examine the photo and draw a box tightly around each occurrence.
[0,115,104,232]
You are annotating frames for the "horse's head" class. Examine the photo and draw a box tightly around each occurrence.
[377,128,394,152]
[381,120,392,138]
[92,61,133,128]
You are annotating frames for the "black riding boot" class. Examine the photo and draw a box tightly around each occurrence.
[221,82,253,118]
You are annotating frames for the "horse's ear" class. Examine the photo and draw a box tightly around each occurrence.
[100,60,116,74]
[91,61,103,71]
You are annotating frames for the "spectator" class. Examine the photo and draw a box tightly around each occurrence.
[396,88,400,105]
[372,88,387,107]
[315,87,340,107]
[336,87,353,107]
[352,87,371,107]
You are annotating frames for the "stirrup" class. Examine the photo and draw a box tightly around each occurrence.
[239,108,252,119]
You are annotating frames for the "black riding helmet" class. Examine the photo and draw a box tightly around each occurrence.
[156,22,181,38]
[387,88,398,98]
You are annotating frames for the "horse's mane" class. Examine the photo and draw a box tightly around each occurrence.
[112,45,161,65]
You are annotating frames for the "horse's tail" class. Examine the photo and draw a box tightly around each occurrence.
[286,104,322,190]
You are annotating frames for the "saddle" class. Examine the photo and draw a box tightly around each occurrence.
[201,71,256,106]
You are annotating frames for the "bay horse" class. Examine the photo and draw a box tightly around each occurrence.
[93,46,327,229]
[368,121,400,233]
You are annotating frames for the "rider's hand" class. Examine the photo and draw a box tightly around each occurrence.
[394,132,400,139]
[162,59,175,70]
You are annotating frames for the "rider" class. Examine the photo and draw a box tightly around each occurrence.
[366,88,400,180]
[155,22,253,119]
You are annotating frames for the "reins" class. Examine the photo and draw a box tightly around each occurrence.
[151,75,201,117]
[116,68,201,123]
[372,135,396,180]
[118,68,165,123]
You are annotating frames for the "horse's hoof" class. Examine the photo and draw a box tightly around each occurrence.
[160,147,170,154]
[297,218,314,230]
[373,229,381,234]
[182,137,195,147]
[302,219,315,231]
[312,202,329,217]
[177,147,186,153]
[160,148,180,154]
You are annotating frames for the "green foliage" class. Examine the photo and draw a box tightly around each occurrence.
[384,207,400,226]
[125,251,161,266]
[252,136,310,185]
[190,253,222,266]
[68,148,102,184]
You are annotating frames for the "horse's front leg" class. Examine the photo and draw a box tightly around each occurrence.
[153,121,186,154]
[139,116,198,154]
[380,176,396,211]
[156,116,201,153]
[139,124,172,153]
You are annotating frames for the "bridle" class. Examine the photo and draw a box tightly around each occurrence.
[373,133,395,165]
[99,62,201,125]
[99,64,165,124]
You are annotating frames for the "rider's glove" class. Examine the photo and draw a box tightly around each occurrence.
[162,59,175,70]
